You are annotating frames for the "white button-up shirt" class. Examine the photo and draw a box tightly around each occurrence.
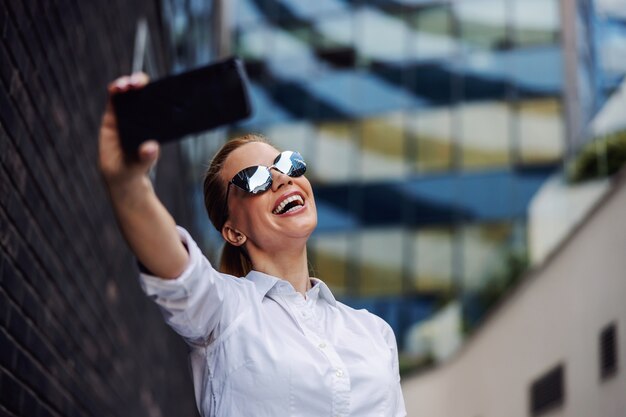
[140,228,406,417]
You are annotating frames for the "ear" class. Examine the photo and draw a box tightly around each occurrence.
[221,223,247,247]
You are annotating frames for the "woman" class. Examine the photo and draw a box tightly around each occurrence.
[99,73,406,417]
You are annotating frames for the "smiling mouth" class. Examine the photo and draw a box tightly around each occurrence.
[273,194,305,215]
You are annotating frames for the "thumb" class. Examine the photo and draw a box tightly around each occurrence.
[137,140,160,168]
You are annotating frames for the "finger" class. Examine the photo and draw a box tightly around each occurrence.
[137,140,160,164]
[108,76,131,95]
[105,73,150,116]
[129,72,150,89]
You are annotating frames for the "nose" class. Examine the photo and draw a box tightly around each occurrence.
[270,168,291,191]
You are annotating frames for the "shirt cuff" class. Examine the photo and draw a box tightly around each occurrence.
[138,226,203,299]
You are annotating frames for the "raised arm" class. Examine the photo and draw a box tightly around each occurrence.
[98,73,188,279]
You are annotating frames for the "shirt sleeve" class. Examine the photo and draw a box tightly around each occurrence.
[138,226,252,346]
[381,322,407,417]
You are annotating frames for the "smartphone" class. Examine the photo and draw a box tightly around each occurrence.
[112,57,252,153]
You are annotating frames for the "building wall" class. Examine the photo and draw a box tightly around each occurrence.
[402,171,626,417]
[225,0,565,356]
[1,1,199,416]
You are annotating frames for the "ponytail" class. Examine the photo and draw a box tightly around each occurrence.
[219,243,253,277]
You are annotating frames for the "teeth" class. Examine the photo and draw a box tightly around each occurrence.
[273,194,304,215]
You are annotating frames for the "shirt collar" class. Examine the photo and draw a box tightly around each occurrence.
[245,271,337,307]
[310,277,337,306]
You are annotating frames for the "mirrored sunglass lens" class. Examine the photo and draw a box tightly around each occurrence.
[274,151,306,177]
[233,166,272,194]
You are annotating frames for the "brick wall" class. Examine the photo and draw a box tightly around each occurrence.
[1,1,200,416]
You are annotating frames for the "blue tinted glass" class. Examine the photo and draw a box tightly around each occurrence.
[236,83,292,127]
[306,71,428,116]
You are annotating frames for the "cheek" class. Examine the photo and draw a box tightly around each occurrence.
[297,177,314,195]
[296,178,317,218]
[231,195,270,232]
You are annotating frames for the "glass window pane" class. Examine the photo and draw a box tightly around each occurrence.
[507,46,563,94]
[407,107,454,172]
[411,227,454,292]
[517,99,564,163]
[511,0,560,46]
[314,14,354,50]
[235,24,271,59]
[270,25,313,59]
[233,0,264,28]
[455,0,508,51]
[408,5,457,61]
[460,102,511,169]
[359,113,407,180]
[311,234,350,295]
[460,222,513,292]
[281,0,348,20]
[359,229,404,296]
[314,121,358,183]
[265,122,314,158]
[356,8,409,65]
[409,5,453,37]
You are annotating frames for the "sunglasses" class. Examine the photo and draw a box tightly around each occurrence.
[229,150,307,194]
[221,151,307,225]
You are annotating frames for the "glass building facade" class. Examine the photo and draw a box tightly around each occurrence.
[160,0,626,372]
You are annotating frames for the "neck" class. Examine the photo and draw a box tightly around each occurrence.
[248,242,310,294]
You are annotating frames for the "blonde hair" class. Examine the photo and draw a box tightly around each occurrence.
[202,134,269,277]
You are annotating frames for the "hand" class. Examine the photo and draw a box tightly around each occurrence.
[98,73,159,187]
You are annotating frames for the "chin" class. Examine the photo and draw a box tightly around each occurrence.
[288,213,317,241]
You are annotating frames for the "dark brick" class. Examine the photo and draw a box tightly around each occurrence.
[7,307,30,347]
[0,327,18,369]
[0,78,18,135]
[16,390,40,417]
[0,370,22,413]
[1,260,24,306]
[0,43,14,85]
[1,2,199,415]
[0,6,7,39]
[24,328,55,371]
[0,257,4,291]
[0,172,10,213]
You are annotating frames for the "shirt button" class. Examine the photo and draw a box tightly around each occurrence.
[335,369,344,377]
[318,342,326,349]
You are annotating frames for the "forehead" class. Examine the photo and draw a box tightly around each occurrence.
[221,141,281,180]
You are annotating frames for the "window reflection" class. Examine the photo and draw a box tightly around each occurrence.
[508,46,564,93]
[411,227,454,292]
[408,5,453,38]
[235,24,272,59]
[310,234,351,296]
[516,99,564,164]
[281,0,348,20]
[360,112,407,180]
[233,0,263,28]
[313,14,354,51]
[455,0,508,51]
[460,222,514,292]
[314,121,358,183]
[406,107,454,172]
[408,5,457,61]
[359,229,404,296]
[265,122,314,160]
[355,8,410,65]
[270,25,314,59]
[459,102,511,169]
[511,0,560,46]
